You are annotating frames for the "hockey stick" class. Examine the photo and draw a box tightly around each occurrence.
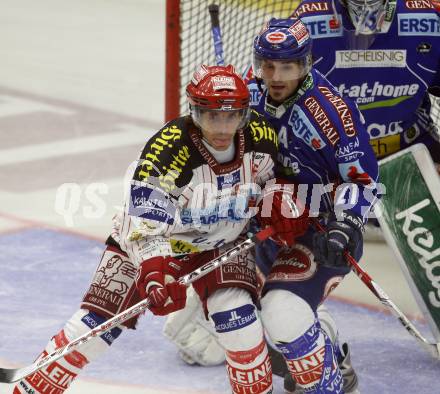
[314,220,440,359]
[208,3,225,66]
[0,226,274,384]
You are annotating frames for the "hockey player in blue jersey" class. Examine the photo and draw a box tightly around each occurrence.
[160,2,439,390]
[249,18,379,393]
[292,0,440,162]
[269,2,439,390]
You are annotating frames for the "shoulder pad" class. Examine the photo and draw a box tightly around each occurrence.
[134,117,192,193]
[247,111,279,150]
[292,0,333,18]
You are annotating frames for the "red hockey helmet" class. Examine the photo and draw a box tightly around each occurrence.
[186,64,250,130]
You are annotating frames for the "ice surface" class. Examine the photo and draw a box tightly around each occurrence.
[0,229,438,394]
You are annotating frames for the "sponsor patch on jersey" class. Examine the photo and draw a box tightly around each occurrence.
[337,82,419,106]
[219,238,258,287]
[129,182,175,224]
[211,304,257,333]
[303,97,340,145]
[278,152,301,176]
[417,42,432,53]
[289,106,327,150]
[335,137,365,162]
[170,238,200,254]
[82,247,139,326]
[398,13,440,36]
[288,19,310,46]
[293,2,329,17]
[218,169,241,189]
[136,125,188,195]
[301,15,343,39]
[318,86,357,137]
[267,244,317,282]
[139,237,172,257]
[335,49,407,68]
[405,0,436,10]
[338,160,373,185]
[249,119,278,145]
[180,195,250,225]
[329,16,341,29]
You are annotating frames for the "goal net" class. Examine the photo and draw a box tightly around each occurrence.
[165,0,297,121]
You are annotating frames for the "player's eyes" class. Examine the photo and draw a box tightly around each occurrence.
[263,63,275,71]
[226,112,241,120]
[206,112,240,121]
[280,62,298,72]
[208,112,218,120]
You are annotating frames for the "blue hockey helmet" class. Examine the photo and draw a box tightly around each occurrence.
[253,18,312,81]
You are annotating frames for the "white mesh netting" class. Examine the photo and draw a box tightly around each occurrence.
[175,0,297,115]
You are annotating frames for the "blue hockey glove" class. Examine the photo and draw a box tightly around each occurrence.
[313,211,364,268]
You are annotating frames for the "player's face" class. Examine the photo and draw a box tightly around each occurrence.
[261,60,303,103]
[199,110,242,150]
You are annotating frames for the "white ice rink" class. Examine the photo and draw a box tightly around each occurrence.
[0,1,437,393]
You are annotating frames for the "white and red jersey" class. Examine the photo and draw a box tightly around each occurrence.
[113,111,278,265]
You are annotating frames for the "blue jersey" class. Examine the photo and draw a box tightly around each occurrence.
[293,0,440,159]
[249,68,379,222]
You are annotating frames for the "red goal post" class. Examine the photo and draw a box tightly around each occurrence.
[165,0,298,122]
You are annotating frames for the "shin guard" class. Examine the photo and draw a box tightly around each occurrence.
[13,309,122,394]
[277,323,343,393]
[209,288,273,394]
[225,339,273,394]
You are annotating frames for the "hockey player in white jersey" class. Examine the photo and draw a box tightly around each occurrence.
[12,64,281,394]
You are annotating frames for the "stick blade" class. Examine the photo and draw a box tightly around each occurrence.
[0,367,17,383]
[0,365,34,383]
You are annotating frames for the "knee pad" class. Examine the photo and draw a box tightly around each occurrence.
[279,326,343,393]
[208,288,272,394]
[317,304,338,343]
[260,289,315,343]
[208,287,262,351]
[261,291,343,393]
[317,303,343,362]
